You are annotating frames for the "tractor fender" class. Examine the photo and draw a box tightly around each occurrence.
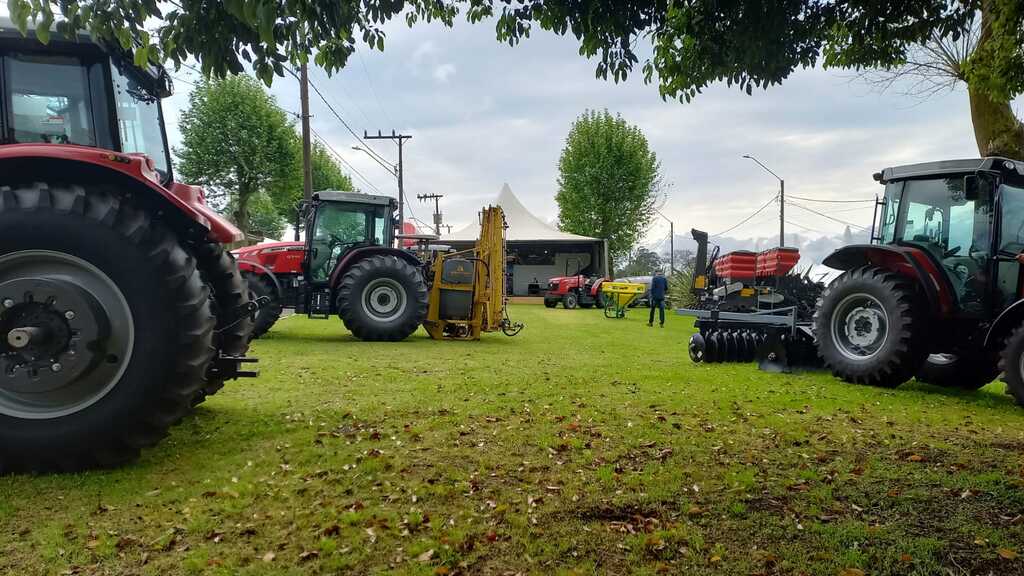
[590,278,606,297]
[0,146,242,243]
[823,244,955,315]
[984,299,1024,351]
[328,246,423,288]
[235,258,284,301]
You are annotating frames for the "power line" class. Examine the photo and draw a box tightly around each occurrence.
[712,195,779,238]
[356,51,398,129]
[309,127,382,194]
[788,200,868,230]
[787,194,876,204]
[784,219,824,234]
[284,66,392,169]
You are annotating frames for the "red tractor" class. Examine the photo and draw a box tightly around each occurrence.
[236,191,430,341]
[0,18,256,472]
[543,274,607,309]
[815,157,1024,401]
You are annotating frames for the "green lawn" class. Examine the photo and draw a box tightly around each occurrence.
[2,304,1024,575]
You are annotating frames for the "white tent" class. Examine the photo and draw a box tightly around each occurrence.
[444,184,599,243]
[442,184,608,295]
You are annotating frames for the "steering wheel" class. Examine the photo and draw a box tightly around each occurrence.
[942,245,961,258]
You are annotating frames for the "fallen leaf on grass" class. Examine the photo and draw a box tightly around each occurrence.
[906,454,925,462]
[687,506,704,517]
[322,524,341,537]
[998,548,1019,560]
[839,569,865,576]
[434,567,451,575]
[262,552,276,563]
[899,554,913,563]
[417,549,435,562]
[299,550,319,562]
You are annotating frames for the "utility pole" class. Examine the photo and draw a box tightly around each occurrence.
[296,63,313,241]
[654,208,675,274]
[417,193,444,236]
[365,130,412,233]
[742,154,785,247]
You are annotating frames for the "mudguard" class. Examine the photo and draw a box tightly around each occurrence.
[985,299,1024,349]
[823,244,955,315]
[328,246,423,288]
[0,144,242,243]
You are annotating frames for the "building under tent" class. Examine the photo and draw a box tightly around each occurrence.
[441,184,608,296]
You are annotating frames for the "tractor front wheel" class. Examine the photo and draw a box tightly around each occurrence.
[0,183,215,472]
[244,272,283,339]
[194,243,254,404]
[1000,325,1024,406]
[814,266,927,388]
[337,255,428,341]
[915,353,999,390]
[563,292,579,309]
[543,298,558,308]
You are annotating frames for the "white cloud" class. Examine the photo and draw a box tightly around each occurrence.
[432,63,456,83]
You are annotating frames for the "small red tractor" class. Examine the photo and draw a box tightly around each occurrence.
[236,192,522,341]
[0,18,257,472]
[543,274,608,309]
[685,157,1024,404]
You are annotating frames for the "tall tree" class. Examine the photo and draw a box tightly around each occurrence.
[270,140,357,228]
[176,75,299,240]
[557,110,660,272]
[13,1,1021,154]
[618,246,663,278]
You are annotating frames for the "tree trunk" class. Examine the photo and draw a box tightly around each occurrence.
[968,3,1024,159]
[234,187,254,245]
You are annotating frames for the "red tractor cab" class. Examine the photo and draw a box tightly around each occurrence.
[0,17,256,472]
[815,157,1024,400]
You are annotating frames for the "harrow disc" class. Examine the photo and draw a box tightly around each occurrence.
[688,332,706,363]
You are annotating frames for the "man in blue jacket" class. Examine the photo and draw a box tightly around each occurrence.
[648,269,669,327]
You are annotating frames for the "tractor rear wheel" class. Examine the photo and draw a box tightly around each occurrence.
[337,255,428,341]
[563,292,579,309]
[244,272,283,339]
[999,324,1024,406]
[0,183,215,473]
[915,353,999,390]
[193,243,254,404]
[814,266,927,388]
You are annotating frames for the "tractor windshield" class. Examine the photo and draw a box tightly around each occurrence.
[887,176,993,311]
[308,202,390,281]
[109,60,171,178]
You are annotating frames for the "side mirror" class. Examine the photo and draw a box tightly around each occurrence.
[964,174,981,201]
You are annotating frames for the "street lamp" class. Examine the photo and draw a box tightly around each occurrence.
[742,154,785,247]
[654,208,675,274]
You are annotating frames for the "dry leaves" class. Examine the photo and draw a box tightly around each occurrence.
[998,548,1019,560]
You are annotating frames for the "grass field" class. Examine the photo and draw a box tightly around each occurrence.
[2,304,1024,575]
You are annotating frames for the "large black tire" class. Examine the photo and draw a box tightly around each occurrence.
[563,292,579,310]
[595,291,607,309]
[337,255,428,341]
[915,353,999,390]
[544,298,558,308]
[0,183,215,473]
[193,243,254,403]
[814,266,928,388]
[999,324,1024,406]
[244,272,283,339]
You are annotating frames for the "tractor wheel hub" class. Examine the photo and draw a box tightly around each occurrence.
[831,294,889,360]
[0,251,133,419]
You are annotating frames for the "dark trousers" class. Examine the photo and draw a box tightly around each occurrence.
[649,297,666,325]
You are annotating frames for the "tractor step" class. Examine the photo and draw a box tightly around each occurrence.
[208,355,260,381]
[307,289,332,319]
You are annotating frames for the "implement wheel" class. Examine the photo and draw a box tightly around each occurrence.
[814,266,927,388]
[0,183,215,472]
[915,353,999,390]
[337,255,428,341]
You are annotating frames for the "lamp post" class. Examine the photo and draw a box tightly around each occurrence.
[742,154,785,247]
[654,208,675,274]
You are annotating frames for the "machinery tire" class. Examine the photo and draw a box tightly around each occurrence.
[0,183,215,473]
[999,324,1024,406]
[543,298,558,308]
[192,243,254,405]
[813,266,927,388]
[595,292,607,309]
[579,301,594,309]
[563,292,579,309]
[915,353,999,390]
[244,272,283,339]
[337,255,428,341]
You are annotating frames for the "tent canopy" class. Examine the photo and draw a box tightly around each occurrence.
[442,184,598,242]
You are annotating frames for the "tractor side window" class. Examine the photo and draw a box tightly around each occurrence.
[110,62,170,178]
[310,204,369,281]
[5,54,96,146]
[879,182,902,243]
[997,184,1024,306]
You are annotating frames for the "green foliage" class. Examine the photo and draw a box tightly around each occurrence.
[175,75,299,240]
[618,247,663,278]
[963,0,1024,103]
[11,0,987,101]
[557,110,660,272]
[312,141,355,193]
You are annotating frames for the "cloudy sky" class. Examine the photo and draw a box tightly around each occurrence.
[5,5,1010,246]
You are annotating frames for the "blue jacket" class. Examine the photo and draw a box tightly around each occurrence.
[650,275,669,300]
